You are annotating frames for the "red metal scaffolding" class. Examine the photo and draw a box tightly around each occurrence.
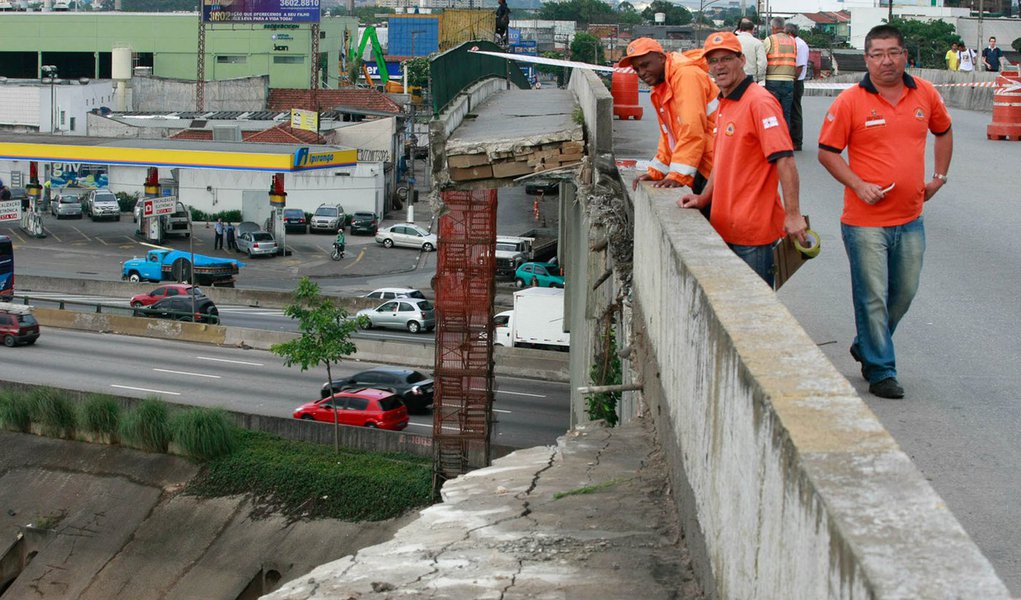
[433,189,498,486]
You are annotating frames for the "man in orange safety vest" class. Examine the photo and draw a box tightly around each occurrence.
[618,38,720,205]
[762,16,798,127]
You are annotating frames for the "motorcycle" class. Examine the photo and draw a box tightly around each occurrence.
[331,242,345,261]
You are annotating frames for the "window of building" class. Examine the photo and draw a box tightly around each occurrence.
[69,117,76,131]
[216,55,247,64]
[273,56,304,64]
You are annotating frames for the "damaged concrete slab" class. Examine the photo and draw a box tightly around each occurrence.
[440,89,585,189]
[263,418,704,600]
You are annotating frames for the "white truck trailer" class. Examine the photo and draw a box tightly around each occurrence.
[493,287,569,350]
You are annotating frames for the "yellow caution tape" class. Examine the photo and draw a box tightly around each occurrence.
[794,229,821,259]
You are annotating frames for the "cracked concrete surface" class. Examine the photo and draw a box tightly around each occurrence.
[263,417,704,600]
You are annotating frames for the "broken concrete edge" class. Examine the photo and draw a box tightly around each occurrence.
[262,418,702,600]
[628,182,1010,599]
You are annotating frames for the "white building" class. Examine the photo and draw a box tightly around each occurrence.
[0,79,114,135]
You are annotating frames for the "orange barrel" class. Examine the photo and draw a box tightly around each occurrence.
[987,66,1021,140]
[611,70,643,120]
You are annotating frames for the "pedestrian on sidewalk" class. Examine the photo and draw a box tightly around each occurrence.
[817,24,953,400]
[226,222,236,251]
[213,218,224,250]
[678,31,808,287]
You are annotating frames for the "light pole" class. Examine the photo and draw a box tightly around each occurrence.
[696,0,729,45]
[41,65,59,134]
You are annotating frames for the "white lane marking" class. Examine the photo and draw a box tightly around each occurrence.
[153,368,221,379]
[111,384,181,396]
[195,356,264,366]
[472,387,547,399]
[493,409,512,414]
[406,422,461,432]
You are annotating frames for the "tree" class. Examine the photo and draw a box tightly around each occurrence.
[405,57,430,90]
[617,5,643,27]
[641,0,692,26]
[271,277,362,453]
[571,32,605,65]
[535,51,566,76]
[888,17,959,69]
[539,0,617,26]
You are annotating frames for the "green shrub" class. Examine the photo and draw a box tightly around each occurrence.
[120,397,171,452]
[170,408,237,461]
[187,430,433,521]
[29,387,77,438]
[189,208,243,224]
[80,394,121,436]
[0,390,32,433]
[115,191,139,213]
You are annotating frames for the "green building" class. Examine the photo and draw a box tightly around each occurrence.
[0,11,358,89]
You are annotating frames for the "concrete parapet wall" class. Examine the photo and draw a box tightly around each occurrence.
[629,184,1010,599]
[130,74,268,113]
[807,69,997,112]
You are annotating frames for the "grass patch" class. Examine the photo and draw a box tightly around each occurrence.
[120,397,171,453]
[187,430,433,522]
[553,479,626,500]
[170,408,237,461]
[29,387,77,438]
[0,390,32,433]
[80,393,121,436]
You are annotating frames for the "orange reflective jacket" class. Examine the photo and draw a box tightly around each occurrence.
[647,50,720,187]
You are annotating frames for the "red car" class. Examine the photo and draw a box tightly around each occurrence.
[129,284,204,308]
[0,305,40,347]
[292,388,409,431]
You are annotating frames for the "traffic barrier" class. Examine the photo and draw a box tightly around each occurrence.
[611,70,643,120]
[987,66,1021,141]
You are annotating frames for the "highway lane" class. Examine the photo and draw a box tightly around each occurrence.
[0,328,570,449]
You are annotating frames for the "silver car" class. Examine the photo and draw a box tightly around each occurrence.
[375,224,437,251]
[87,189,120,221]
[357,298,436,334]
[51,194,83,219]
[309,203,346,233]
[235,221,278,257]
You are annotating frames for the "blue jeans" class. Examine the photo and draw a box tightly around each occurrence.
[729,243,775,288]
[841,217,926,383]
[764,80,794,128]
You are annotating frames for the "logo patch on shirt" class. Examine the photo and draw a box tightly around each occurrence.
[762,116,779,129]
[725,122,735,136]
[826,112,835,122]
[914,107,925,120]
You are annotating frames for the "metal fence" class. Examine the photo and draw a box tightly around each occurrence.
[430,40,531,117]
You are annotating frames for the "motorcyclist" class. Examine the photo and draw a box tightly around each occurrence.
[333,229,346,257]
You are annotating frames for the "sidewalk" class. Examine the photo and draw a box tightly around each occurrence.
[265,418,704,600]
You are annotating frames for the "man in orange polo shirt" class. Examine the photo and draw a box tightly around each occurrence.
[679,31,807,287]
[620,38,719,197]
[818,24,953,399]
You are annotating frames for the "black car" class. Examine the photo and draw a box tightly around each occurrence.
[133,295,220,324]
[283,208,308,233]
[321,367,434,412]
[349,211,379,235]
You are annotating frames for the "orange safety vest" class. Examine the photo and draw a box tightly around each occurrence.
[765,33,798,80]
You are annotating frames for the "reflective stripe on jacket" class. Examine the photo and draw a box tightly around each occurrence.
[765,33,798,80]
[647,50,720,187]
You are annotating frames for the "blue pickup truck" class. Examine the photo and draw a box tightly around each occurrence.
[122,249,243,287]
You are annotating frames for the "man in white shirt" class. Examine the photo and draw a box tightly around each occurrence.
[959,44,976,72]
[735,18,767,82]
[786,23,810,151]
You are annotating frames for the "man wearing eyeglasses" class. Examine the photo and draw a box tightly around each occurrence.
[619,38,719,200]
[678,32,808,287]
[817,24,953,400]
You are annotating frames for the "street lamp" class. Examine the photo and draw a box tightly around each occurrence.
[41,65,60,134]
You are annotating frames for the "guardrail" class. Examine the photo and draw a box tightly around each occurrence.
[11,294,218,325]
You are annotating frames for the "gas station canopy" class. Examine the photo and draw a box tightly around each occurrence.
[0,133,357,173]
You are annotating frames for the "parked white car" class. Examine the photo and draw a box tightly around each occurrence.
[362,288,426,301]
[375,224,437,252]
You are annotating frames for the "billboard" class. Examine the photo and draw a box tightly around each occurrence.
[203,0,320,24]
